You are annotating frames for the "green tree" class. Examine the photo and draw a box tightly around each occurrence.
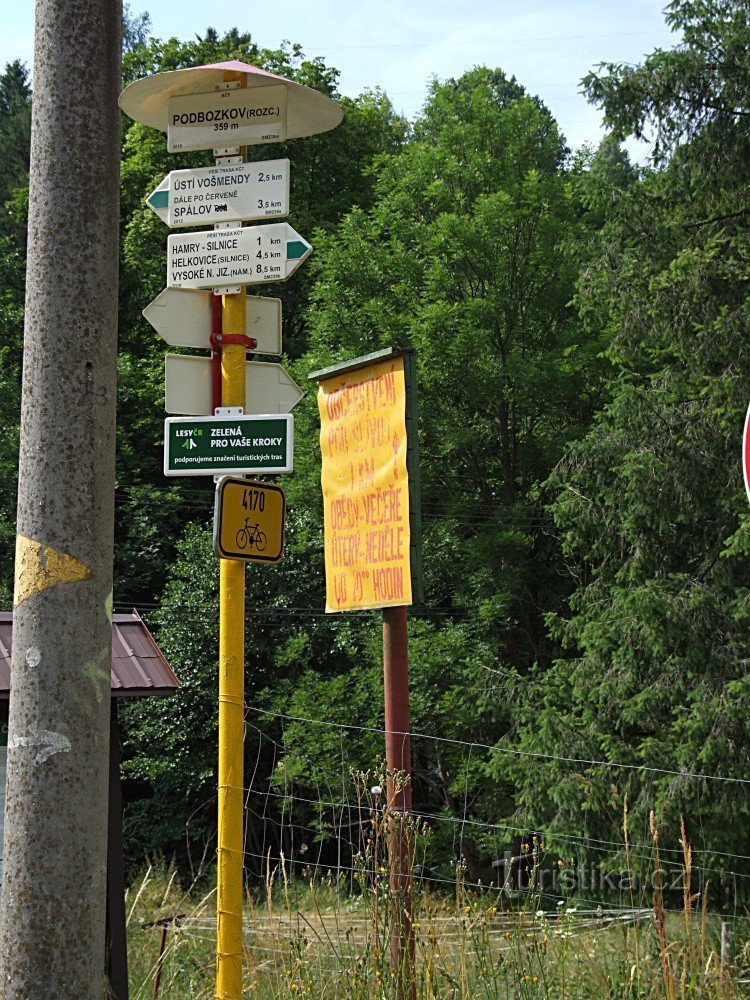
[584,0,749,174]
[0,61,31,602]
[0,60,31,207]
[122,4,152,54]
[0,235,25,605]
[270,67,602,878]
[505,0,750,883]
[306,67,591,662]
[118,65,598,873]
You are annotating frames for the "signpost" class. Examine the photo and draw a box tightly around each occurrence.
[119,57,342,1000]
[164,414,292,476]
[118,59,343,141]
[146,159,290,227]
[164,354,304,415]
[213,478,285,563]
[167,222,311,288]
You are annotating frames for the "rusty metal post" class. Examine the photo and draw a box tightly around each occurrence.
[0,0,121,995]
[153,924,169,1000]
[382,604,415,999]
[142,916,185,1000]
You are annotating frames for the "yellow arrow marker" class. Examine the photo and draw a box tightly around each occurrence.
[14,535,91,608]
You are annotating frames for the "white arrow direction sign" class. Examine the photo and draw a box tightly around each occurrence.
[167,223,311,289]
[143,289,283,355]
[165,354,304,415]
[146,159,290,227]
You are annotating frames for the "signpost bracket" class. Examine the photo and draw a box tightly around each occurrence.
[211,332,258,351]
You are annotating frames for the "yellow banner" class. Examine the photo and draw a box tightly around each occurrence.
[318,357,412,612]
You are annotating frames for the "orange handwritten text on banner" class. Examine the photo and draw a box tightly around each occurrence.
[318,357,412,612]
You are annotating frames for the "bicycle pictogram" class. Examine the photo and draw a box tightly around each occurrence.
[235,518,267,552]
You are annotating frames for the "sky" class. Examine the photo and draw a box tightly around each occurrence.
[2,1,677,157]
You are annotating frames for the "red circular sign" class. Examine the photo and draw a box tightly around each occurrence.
[744,403,750,505]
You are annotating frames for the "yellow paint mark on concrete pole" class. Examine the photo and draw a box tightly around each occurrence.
[216,69,247,1000]
[13,535,92,608]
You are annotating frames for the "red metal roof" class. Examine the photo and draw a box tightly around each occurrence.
[0,611,179,699]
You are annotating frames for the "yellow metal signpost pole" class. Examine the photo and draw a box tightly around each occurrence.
[216,73,247,1000]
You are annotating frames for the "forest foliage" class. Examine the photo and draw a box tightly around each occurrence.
[0,1,748,895]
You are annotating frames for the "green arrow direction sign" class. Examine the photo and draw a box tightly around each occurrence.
[146,159,290,227]
[167,222,311,289]
[148,185,169,212]
[164,414,293,477]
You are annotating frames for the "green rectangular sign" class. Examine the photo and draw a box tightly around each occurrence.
[164,414,293,477]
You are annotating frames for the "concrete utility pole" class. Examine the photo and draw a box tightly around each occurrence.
[0,1,122,996]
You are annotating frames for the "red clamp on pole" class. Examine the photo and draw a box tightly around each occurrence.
[211,294,222,412]
[210,328,258,413]
[217,333,258,350]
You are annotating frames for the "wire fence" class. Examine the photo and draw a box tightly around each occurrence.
[157,700,750,908]
[124,656,750,998]
[113,600,750,906]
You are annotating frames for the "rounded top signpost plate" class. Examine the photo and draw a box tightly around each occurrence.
[119,59,343,144]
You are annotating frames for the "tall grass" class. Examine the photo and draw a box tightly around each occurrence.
[126,775,748,998]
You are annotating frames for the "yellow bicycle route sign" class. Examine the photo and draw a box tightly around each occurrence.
[213,477,285,564]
